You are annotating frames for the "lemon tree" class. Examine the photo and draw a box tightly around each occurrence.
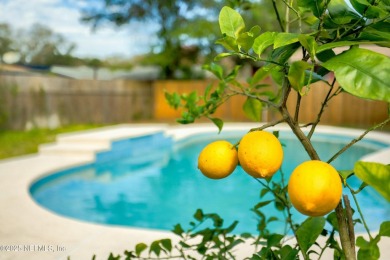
[115,1,390,260]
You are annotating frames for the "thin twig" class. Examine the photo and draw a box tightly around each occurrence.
[327,117,390,163]
[294,94,301,122]
[238,51,286,66]
[228,87,280,108]
[252,177,305,258]
[271,0,285,32]
[346,183,373,239]
[315,0,331,41]
[249,117,287,132]
[307,78,337,139]
[232,118,287,147]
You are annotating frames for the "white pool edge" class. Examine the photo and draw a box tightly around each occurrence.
[0,123,389,260]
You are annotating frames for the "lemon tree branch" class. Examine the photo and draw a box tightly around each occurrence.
[327,117,390,164]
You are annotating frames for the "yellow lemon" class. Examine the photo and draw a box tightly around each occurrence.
[288,160,342,217]
[238,131,283,178]
[198,140,238,179]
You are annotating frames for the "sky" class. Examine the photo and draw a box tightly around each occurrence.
[0,0,158,59]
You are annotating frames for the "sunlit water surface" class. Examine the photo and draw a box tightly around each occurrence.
[31,130,390,234]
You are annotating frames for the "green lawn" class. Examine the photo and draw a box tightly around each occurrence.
[0,125,103,160]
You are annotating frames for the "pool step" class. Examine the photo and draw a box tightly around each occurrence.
[39,142,110,160]
[38,124,170,160]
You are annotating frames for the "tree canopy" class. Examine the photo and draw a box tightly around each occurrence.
[81,0,227,79]
[0,22,81,66]
[81,0,304,79]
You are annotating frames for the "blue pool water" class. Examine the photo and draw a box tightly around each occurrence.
[30,130,390,234]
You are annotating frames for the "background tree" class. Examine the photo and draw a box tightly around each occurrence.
[81,0,304,79]
[0,22,81,67]
[16,23,78,66]
[0,23,15,63]
[86,58,103,79]
[81,0,267,79]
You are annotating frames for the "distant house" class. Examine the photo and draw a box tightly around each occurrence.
[117,66,160,80]
[0,64,48,76]
[51,65,160,80]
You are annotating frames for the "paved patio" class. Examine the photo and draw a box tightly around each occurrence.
[0,123,389,260]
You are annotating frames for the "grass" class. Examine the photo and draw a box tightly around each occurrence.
[0,125,103,160]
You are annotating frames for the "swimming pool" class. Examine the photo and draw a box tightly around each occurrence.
[30,128,390,235]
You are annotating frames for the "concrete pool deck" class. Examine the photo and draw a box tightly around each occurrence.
[0,123,389,260]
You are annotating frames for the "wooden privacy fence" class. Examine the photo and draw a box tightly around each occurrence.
[154,80,389,128]
[0,74,388,130]
[0,75,153,130]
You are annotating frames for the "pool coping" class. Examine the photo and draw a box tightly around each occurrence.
[0,123,389,260]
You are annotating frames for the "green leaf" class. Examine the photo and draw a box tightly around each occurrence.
[267,234,284,247]
[165,91,181,109]
[327,0,361,25]
[224,220,239,234]
[303,69,323,85]
[249,25,261,35]
[270,42,301,64]
[326,212,339,231]
[267,216,278,223]
[149,241,161,256]
[254,200,272,209]
[280,245,299,260]
[356,236,381,260]
[219,6,245,39]
[322,48,390,102]
[209,117,224,133]
[107,253,121,260]
[297,0,326,18]
[296,217,326,253]
[274,33,300,49]
[260,188,269,198]
[298,34,317,59]
[379,221,390,237]
[338,169,354,185]
[358,23,390,47]
[203,84,212,102]
[135,243,147,257]
[356,236,370,249]
[184,91,199,106]
[203,63,224,80]
[354,161,390,201]
[351,0,389,18]
[253,32,278,57]
[350,0,370,15]
[316,48,336,62]
[243,97,262,121]
[177,111,195,124]
[209,213,223,227]
[317,41,385,53]
[214,52,235,61]
[288,61,312,94]
[172,223,184,237]
[250,66,270,86]
[237,25,261,51]
[226,65,241,82]
[194,209,204,221]
[160,239,172,252]
[215,36,239,52]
